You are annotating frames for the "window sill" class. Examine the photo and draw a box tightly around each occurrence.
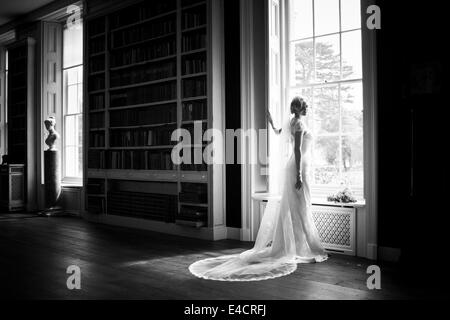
[61,181,83,188]
[311,198,366,208]
[252,193,366,208]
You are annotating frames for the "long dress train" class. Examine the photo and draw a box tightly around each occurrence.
[189,118,327,281]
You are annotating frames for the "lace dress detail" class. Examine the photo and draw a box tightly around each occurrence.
[189,118,327,281]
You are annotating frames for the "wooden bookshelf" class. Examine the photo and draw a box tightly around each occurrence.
[84,0,225,239]
[6,38,36,210]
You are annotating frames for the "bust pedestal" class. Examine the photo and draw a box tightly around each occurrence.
[42,150,62,216]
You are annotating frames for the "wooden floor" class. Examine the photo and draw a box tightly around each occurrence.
[0,214,440,300]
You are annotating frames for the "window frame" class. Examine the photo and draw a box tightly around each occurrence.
[283,0,365,200]
[61,21,84,186]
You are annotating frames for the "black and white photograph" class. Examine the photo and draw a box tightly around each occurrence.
[0,0,449,309]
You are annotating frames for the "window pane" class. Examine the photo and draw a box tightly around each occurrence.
[65,67,83,114]
[314,136,340,185]
[341,135,364,186]
[65,115,77,146]
[314,166,340,185]
[289,0,313,40]
[315,34,340,82]
[342,30,362,80]
[341,82,363,134]
[67,85,79,114]
[314,136,339,166]
[67,66,82,85]
[63,23,83,68]
[290,39,314,86]
[64,114,83,178]
[313,85,339,134]
[341,0,361,31]
[314,0,340,36]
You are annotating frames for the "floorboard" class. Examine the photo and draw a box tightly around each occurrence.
[0,215,441,300]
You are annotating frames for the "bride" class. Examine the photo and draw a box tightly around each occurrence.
[189,97,328,281]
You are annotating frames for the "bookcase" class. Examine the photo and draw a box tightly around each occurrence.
[6,38,36,211]
[84,0,225,239]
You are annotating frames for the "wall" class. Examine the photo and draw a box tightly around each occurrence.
[376,1,449,269]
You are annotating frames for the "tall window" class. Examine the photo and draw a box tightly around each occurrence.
[287,0,364,198]
[63,21,83,183]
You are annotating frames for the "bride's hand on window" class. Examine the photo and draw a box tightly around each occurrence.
[267,110,274,127]
[267,111,281,134]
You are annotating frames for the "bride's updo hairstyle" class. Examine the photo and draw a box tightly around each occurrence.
[291,97,307,114]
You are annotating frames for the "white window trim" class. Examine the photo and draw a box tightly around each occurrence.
[283,0,365,201]
[240,0,377,258]
[61,23,83,186]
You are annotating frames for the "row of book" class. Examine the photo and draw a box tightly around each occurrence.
[109,0,176,30]
[182,10,206,30]
[110,39,176,68]
[182,122,208,139]
[180,183,208,203]
[9,132,26,144]
[8,74,28,88]
[110,60,176,88]
[8,104,26,118]
[182,55,206,75]
[182,77,207,98]
[110,104,177,127]
[89,37,105,55]
[109,125,176,147]
[88,150,106,169]
[87,149,208,172]
[8,63,27,75]
[87,179,106,194]
[88,18,105,37]
[182,33,206,52]
[89,75,105,91]
[178,140,208,171]
[9,117,26,130]
[89,56,105,74]
[110,82,177,108]
[177,205,207,228]
[89,113,105,129]
[107,191,178,222]
[107,150,174,170]
[112,18,176,49]
[89,132,105,148]
[89,94,105,110]
[182,101,207,121]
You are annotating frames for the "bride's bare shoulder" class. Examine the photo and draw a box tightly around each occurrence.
[291,118,305,133]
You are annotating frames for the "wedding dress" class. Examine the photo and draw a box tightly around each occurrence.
[189,118,328,281]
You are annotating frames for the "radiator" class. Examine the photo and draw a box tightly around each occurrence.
[255,201,356,256]
[312,205,356,256]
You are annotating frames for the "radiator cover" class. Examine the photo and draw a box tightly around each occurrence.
[312,205,356,255]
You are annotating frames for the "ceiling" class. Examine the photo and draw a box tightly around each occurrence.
[0,0,56,27]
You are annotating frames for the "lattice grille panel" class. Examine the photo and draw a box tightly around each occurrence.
[312,205,355,254]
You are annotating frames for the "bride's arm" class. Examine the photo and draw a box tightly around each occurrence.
[267,111,282,135]
[294,131,304,190]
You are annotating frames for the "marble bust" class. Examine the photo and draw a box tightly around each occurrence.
[44,117,60,151]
